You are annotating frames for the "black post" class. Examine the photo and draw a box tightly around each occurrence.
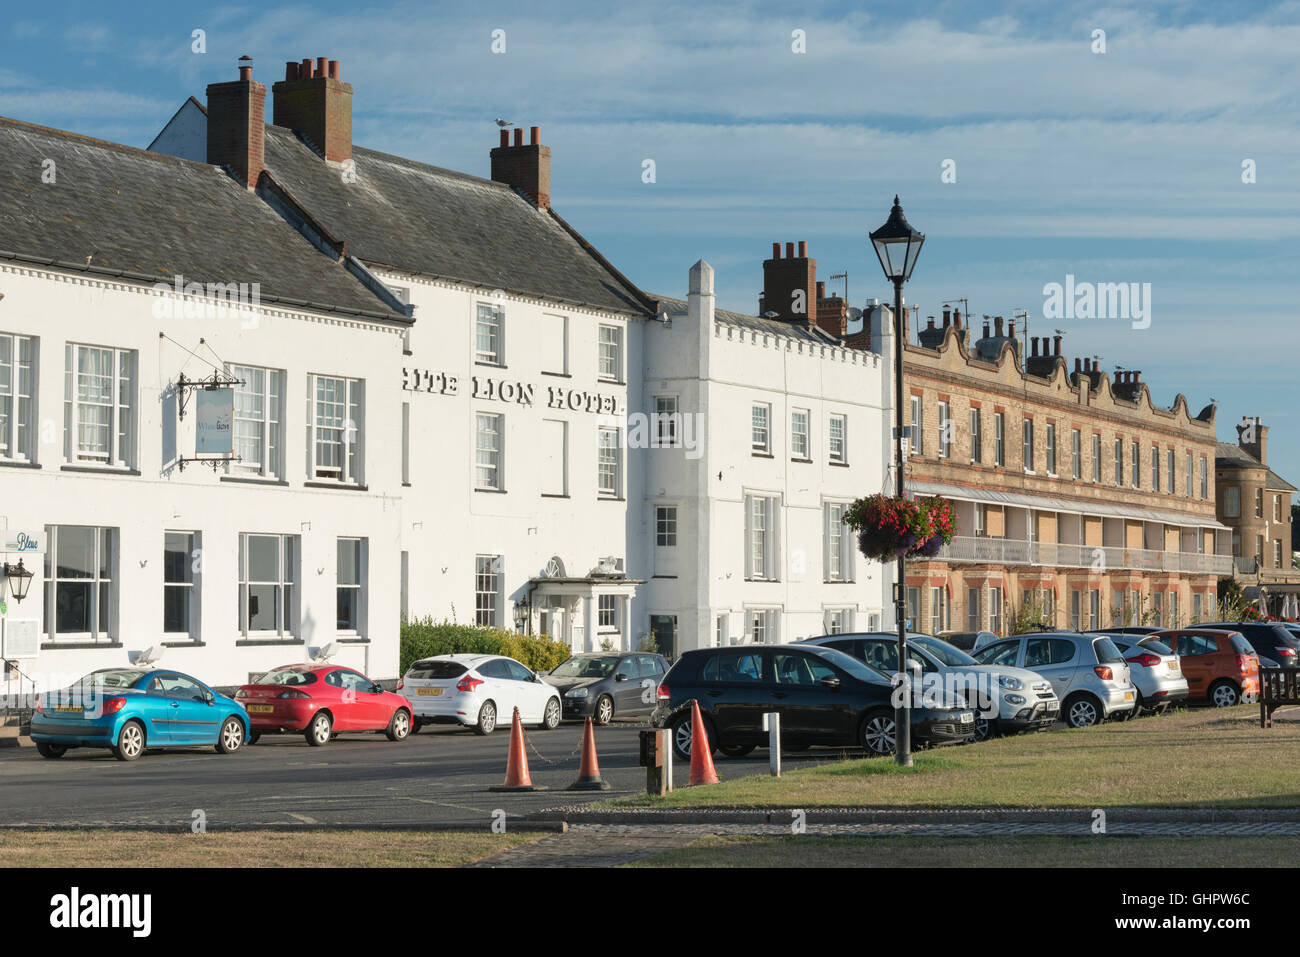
[893,276,912,767]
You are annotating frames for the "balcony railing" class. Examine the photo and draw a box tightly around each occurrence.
[1235,557,1259,575]
[936,536,1233,575]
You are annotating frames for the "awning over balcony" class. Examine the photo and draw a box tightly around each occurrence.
[909,480,1230,531]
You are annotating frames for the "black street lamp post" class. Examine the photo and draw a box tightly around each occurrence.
[869,195,925,767]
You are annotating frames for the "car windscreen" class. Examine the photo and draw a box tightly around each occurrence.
[77,669,146,690]
[254,667,319,686]
[406,660,468,680]
[1093,637,1125,664]
[804,645,891,684]
[550,656,619,679]
[912,636,978,667]
[1135,638,1174,656]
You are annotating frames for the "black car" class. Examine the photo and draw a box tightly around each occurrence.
[543,652,668,724]
[1196,622,1300,667]
[651,644,976,761]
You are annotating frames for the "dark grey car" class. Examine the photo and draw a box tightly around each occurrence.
[543,652,668,724]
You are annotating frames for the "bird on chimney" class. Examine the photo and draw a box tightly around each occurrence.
[495,118,513,128]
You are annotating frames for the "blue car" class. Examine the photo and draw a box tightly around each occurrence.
[31,668,250,761]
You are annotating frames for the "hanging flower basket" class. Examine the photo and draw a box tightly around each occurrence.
[843,494,957,563]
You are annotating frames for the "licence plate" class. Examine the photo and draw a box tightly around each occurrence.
[417,688,442,696]
[247,704,274,714]
[959,711,974,724]
[1168,665,1180,675]
[1124,692,1134,702]
[54,706,83,713]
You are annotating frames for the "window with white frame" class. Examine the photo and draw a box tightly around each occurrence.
[1045,423,1056,475]
[1071,429,1081,480]
[1275,494,1284,523]
[476,302,503,365]
[967,586,981,630]
[229,364,283,479]
[653,395,679,448]
[0,333,35,462]
[930,586,948,634]
[824,608,852,634]
[598,325,623,381]
[910,396,923,457]
[906,587,920,628]
[598,427,621,497]
[163,531,199,638]
[1092,434,1101,482]
[1186,451,1193,498]
[752,403,771,453]
[824,501,853,582]
[1167,449,1175,493]
[974,503,986,537]
[337,537,366,635]
[1115,438,1124,486]
[307,374,362,483]
[475,555,501,627]
[44,525,116,639]
[745,493,780,581]
[970,408,982,463]
[476,413,503,490]
[937,402,951,460]
[993,412,1004,466]
[64,343,135,467]
[828,414,847,464]
[989,587,1003,635]
[1275,539,1284,569]
[714,614,728,647]
[239,533,297,637]
[1131,440,1140,489]
[598,594,618,631]
[1200,457,1208,500]
[791,408,809,459]
[1152,447,1160,493]
[747,608,779,643]
[1022,418,1034,472]
[1224,486,1240,517]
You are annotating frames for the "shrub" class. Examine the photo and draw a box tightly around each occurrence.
[399,617,572,675]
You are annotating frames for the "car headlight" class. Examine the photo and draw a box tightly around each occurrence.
[565,687,589,698]
[1003,694,1026,706]
[998,675,1023,690]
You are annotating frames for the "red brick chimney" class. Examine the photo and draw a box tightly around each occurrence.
[1239,416,1269,464]
[760,241,816,324]
[491,125,551,209]
[272,56,353,163]
[206,56,266,188]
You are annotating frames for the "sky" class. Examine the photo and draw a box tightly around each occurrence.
[4,0,1299,477]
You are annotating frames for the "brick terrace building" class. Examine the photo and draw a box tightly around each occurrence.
[901,311,1233,636]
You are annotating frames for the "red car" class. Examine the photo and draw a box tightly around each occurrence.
[236,664,414,746]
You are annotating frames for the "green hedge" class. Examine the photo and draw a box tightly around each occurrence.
[400,617,573,675]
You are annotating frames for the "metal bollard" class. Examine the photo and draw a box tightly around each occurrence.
[764,711,781,777]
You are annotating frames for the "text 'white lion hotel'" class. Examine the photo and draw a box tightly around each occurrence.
[0,56,891,690]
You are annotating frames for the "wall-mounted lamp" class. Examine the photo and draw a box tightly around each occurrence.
[3,559,33,603]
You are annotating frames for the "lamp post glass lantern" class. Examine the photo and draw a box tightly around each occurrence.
[3,559,33,603]
[869,195,924,767]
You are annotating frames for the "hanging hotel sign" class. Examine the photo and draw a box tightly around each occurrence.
[402,367,622,416]
[1,531,43,554]
[195,388,235,455]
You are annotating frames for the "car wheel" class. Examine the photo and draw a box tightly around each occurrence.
[35,742,67,759]
[1063,693,1102,728]
[718,744,756,758]
[1210,680,1240,708]
[112,720,145,762]
[595,694,614,726]
[215,716,245,754]
[972,715,998,742]
[305,712,333,746]
[386,708,411,741]
[474,700,497,735]
[540,697,561,730]
[859,710,897,757]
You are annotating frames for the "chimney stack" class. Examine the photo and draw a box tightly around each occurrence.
[206,56,266,189]
[272,55,353,163]
[1239,417,1269,464]
[761,241,816,325]
[491,124,552,209]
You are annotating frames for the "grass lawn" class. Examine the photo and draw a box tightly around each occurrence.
[610,705,1300,809]
[0,829,545,868]
[628,834,1300,868]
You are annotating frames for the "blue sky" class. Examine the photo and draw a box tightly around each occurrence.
[5,0,1300,478]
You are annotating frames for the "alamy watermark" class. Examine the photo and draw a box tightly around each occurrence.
[1042,274,1151,330]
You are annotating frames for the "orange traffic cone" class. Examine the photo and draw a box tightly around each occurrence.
[567,716,611,791]
[688,699,719,786]
[489,707,543,792]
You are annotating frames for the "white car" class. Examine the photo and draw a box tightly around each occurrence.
[399,654,562,734]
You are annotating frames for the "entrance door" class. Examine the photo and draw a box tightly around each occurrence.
[650,615,677,658]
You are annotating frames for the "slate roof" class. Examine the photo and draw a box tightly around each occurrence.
[1216,441,1297,492]
[654,295,845,345]
[261,126,652,317]
[0,117,406,321]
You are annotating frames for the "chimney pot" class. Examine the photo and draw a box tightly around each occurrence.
[816,281,826,300]
[785,242,795,258]
[953,308,961,327]
[530,125,539,145]
[328,60,339,80]
[499,129,509,148]
[797,241,807,257]
[1053,335,1062,356]
[982,320,990,338]
[1009,319,1017,338]
[1074,358,1081,373]
[927,317,935,328]
[316,57,327,77]
[1031,337,1039,357]
[771,242,781,260]
[300,58,314,78]
[994,316,1004,337]
[513,128,523,146]
[284,61,298,81]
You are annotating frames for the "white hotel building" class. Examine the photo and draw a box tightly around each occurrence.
[0,56,891,691]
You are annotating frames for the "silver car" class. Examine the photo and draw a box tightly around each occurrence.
[973,632,1136,728]
[1104,635,1190,715]
[800,632,1060,742]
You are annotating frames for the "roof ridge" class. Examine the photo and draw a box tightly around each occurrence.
[0,114,209,171]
